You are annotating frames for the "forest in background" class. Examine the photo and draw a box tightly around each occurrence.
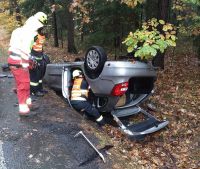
[0,0,199,68]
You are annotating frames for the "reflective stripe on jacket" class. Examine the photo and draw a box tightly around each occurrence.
[8,16,43,62]
[9,27,34,61]
[32,34,45,52]
[71,78,89,101]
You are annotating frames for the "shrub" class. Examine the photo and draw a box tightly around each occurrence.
[123,18,177,60]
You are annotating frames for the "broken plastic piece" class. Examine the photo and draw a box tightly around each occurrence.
[74,131,106,163]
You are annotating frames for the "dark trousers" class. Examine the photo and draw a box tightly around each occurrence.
[70,100,101,120]
[30,59,45,94]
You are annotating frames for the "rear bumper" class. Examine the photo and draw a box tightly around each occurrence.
[86,61,156,95]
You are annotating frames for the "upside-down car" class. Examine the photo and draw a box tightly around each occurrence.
[44,46,168,138]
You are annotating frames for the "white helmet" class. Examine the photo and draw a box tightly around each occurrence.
[72,70,82,78]
[34,12,47,24]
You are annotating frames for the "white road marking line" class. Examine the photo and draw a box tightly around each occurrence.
[0,140,7,169]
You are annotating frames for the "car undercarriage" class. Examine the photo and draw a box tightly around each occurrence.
[44,46,169,139]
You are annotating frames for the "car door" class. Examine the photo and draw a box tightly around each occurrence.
[62,67,71,104]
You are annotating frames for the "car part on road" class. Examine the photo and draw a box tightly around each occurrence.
[14,102,19,107]
[74,131,106,163]
[112,106,169,138]
[84,46,107,79]
[0,74,7,78]
[7,74,13,78]
[0,74,13,78]
[79,144,113,166]
[1,63,10,72]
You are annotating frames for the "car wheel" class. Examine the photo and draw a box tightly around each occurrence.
[95,96,120,112]
[84,46,107,79]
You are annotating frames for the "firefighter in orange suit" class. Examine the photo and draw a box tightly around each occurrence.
[7,12,46,116]
[70,70,105,126]
[30,25,47,97]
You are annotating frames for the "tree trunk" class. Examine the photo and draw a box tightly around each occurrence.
[52,11,59,47]
[152,0,170,69]
[197,7,200,66]
[145,0,158,20]
[15,6,22,26]
[157,0,170,21]
[8,0,22,26]
[8,0,14,15]
[66,1,77,54]
[9,0,18,15]
[50,0,59,47]
[81,13,84,43]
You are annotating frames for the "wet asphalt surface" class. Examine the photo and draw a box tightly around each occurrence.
[0,68,112,169]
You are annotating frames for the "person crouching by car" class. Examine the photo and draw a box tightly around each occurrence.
[7,12,45,116]
[30,12,48,97]
[70,69,105,126]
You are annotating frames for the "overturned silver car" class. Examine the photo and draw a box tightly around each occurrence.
[44,46,168,138]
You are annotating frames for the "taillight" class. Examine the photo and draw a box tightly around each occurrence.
[111,82,129,96]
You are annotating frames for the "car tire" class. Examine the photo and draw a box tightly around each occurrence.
[84,46,107,79]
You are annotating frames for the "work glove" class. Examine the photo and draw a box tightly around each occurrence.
[29,55,37,69]
[29,55,37,62]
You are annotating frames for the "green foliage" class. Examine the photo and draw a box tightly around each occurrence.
[20,0,50,17]
[123,18,177,60]
[182,0,200,5]
[121,0,145,8]
[8,0,198,57]
[0,6,18,33]
[98,0,145,8]
[172,0,200,36]
[74,0,140,48]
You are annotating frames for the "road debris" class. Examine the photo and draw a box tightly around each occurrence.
[74,131,106,163]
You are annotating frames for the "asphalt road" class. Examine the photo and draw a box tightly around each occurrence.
[0,67,112,169]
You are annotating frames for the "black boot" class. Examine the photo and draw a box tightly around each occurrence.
[39,89,48,94]
[96,115,106,127]
[31,91,44,97]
